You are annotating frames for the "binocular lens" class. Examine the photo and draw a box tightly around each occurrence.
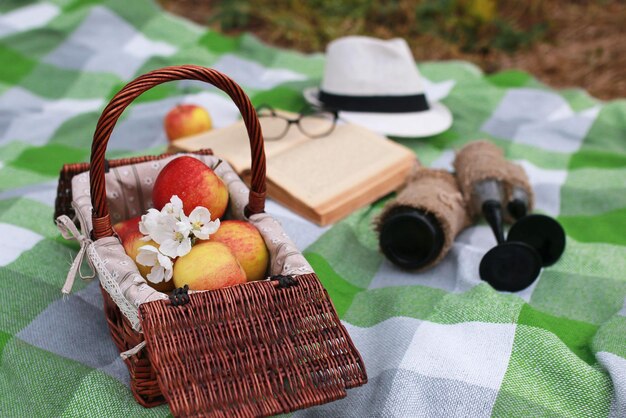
[380,210,444,270]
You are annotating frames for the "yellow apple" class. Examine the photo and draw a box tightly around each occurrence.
[164,104,212,142]
[152,156,229,220]
[113,216,175,293]
[210,220,269,282]
[173,241,246,291]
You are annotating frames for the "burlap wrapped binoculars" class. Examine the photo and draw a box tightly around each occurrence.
[376,140,565,291]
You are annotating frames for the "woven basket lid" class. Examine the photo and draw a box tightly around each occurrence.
[139,274,367,417]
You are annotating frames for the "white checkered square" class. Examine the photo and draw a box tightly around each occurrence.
[400,321,516,391]
[481,88,600,153]
[44,6,177,79]
[0,222,44,266]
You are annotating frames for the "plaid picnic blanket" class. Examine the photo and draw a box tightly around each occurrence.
[1,1,625,417]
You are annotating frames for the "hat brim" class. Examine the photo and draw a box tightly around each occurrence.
[303,87,452,138]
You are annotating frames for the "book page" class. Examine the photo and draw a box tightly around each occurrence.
[169,110,310,173]
[266,124,416,209]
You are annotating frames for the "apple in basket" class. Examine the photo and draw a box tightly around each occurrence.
[172,222,270,289]
[113,216,175,293]
[164,104,212,142]
[173,241,247,290]
[152,156,228,220]
[210,220,270,282]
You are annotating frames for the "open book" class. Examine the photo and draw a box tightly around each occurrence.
[169,113,417,225]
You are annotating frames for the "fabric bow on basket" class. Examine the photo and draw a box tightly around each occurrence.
[55,214,95,296]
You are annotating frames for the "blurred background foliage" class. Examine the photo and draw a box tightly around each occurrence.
[206,0,548,54]
[158,0,625,99]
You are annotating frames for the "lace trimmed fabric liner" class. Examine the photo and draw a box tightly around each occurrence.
[70,154,313,331]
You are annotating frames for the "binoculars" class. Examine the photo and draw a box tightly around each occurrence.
[377,141,565,292]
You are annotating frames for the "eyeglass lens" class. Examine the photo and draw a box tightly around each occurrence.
[258,108,290,140]
[298,111,336,138]
[257,106,336,140]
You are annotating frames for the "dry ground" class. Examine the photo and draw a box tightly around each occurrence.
[159,0,625,100]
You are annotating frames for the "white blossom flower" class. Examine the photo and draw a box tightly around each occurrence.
[135,195,218,267]
[188,207,220,240]
[149,215,192,258]
[162,195,184,218]
[136,245,173,284]
[139,208,163,241]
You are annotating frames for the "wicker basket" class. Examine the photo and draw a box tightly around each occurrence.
[54,65,367,417]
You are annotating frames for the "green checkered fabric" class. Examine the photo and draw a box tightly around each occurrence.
[0,1,625,417]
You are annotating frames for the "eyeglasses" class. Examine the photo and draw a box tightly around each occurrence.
[256,104,338,141]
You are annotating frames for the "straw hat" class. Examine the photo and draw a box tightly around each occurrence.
[304,36,452,138]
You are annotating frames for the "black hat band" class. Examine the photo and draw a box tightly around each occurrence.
[318,90,430,113]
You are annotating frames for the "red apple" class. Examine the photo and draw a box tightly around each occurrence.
[164,104,212,142]
[152,156,229,220]
[173,241,246,290]
[113,217,175,293]
[210,220,269,282]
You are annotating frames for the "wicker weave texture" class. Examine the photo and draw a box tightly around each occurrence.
[140,274,367,417]
[101,287,165,407]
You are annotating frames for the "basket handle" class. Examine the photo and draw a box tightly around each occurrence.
[89,65,266,239]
